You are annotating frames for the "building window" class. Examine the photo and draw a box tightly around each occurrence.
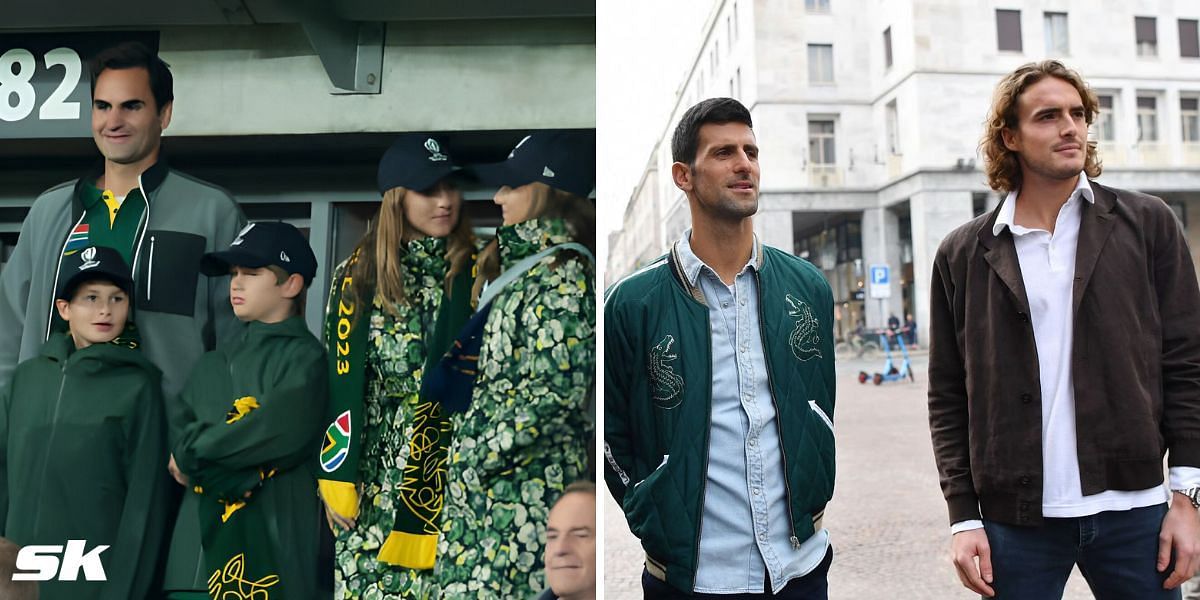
[806,0,830,13]
[733,2,739,41]
[885,100,900,154]
[1181,19,1200,58]
[1136,17,1157,57]
[727,16,734,53]
[1095,94,1115,142]
[809,119,836,165]
[1182,97,1200,143]
[883,27,893,68]
[996,9,1022,52]
[808,44,834,83]
[836,220,862,263]
[729,77,735,97]
[1044,12,1068,55]
[1137,96,1158,142]
[736,67,742,99]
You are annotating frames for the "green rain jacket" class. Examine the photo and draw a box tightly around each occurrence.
[164,316,327,599]
[0,332,170,600]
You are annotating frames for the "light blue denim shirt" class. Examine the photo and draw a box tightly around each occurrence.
[677,230,830,594]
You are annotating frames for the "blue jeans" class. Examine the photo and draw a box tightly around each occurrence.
[640,546,832,599]
[983,503,1180,600]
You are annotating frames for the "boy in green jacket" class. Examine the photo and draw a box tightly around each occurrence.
[164,222,327,599]
[0,245,169,600]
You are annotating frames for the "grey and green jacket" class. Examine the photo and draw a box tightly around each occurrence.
[603,239,836,592]
[0,160,246,398]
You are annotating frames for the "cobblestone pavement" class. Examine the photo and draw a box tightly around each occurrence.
[603,354,1095,599]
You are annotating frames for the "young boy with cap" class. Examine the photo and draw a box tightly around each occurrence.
[163,221,327,599]
[0,245,170,600]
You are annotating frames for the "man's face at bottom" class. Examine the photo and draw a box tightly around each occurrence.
[545,491,596,600]
[683,121,760,221]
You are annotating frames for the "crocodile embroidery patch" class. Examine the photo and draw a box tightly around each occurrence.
[785,294,822,361]
[648,334,684,409]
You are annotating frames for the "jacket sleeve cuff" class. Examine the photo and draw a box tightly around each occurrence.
[1168,439,1200,469]
[318,478,360,519]
[946,493,982,525]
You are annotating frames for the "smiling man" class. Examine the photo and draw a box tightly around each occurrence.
[540,481,597,600]
[0,41,245,402]
[604,97,837,599]
[928,60,1200,599]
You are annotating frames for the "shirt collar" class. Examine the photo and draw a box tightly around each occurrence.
[993,172,1094,236]
[676,228,758,287]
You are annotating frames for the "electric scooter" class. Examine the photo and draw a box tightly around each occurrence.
[857,328,915,385]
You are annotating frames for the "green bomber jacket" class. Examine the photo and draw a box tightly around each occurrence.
[603,239,836,592]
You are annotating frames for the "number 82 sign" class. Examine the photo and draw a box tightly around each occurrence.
[0,31,158,139]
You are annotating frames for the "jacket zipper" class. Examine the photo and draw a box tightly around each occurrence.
[146,235,156,301]
[32,363,69,533]
[689,315,715,593]
[45,212,88,341]
[754,270,801,550]
[130,175,152,303]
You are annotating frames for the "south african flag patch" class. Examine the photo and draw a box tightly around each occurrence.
[320,410,351,473]
[64,224,90,255]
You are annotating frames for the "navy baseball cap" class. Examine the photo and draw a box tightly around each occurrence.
[56,245,134,301]
[468,131,596,198]
[200,221,318,285]
[377,133,458,194]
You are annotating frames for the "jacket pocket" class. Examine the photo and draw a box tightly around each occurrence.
[809,400,834,433]
[805,400,836,506]
[137,230,205,316]
[621,455,672,556]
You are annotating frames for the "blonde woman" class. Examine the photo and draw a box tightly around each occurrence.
[319,134,476,599]
[435,132,596,598]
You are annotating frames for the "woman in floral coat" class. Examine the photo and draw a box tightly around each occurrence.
[319,134,476,599]
[436,131,596,598]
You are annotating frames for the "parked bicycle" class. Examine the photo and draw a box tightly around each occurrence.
[835,329,881,359]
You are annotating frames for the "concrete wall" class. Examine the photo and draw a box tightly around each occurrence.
[162,22,595,137]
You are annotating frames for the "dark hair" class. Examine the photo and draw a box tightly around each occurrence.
[671,97,754,164]
[89,41,174,113]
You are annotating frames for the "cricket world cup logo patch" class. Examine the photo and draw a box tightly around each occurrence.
[786,294,823,361]
[648,335,684,409]
[320,410,352,473]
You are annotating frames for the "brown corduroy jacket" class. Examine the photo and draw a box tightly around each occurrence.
[928,180,1200,527]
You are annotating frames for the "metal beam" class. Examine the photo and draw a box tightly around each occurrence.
[297,1,383,94]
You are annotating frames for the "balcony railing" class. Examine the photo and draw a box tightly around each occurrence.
[807,164,843,187]
[886,154,902,179]
[1184,142,1200,165]
[1097,141,1125,167]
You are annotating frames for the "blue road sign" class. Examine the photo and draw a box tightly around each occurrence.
[869,265,891,299]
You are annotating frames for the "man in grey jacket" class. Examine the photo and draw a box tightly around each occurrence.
[0,41,245,398]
